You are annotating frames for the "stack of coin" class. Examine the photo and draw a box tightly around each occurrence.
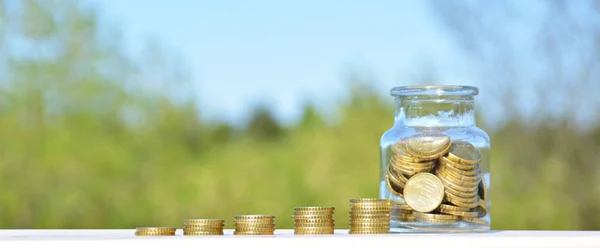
[387,134,489,226]
[348,198,391,234]
[134,227,176,236]
[292,207,335,235]
[233,215,275,235]
[390,199,415,222]
[183,219,224,236]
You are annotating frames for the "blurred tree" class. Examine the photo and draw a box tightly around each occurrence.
[297,101,324,130]
[0,0,203,228]
[246,104,284,141]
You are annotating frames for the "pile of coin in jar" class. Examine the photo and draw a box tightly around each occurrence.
[386,134,488,225]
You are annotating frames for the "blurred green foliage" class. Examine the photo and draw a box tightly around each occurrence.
[0,0,598,230]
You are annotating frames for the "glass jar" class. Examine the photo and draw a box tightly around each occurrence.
[379,85,490,232]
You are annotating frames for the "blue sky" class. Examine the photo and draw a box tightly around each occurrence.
[86,0,476,125]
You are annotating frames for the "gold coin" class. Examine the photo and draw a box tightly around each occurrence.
[350,198,390,203]
[478,180,488,200]
[295,226,335,231]
[392,141,426,163]
[440,209,479,218]
[387,167,404,185]
[350,221,390,226]
[234,215,275,219]
[350,220,389,224]
[437,174,479,193]
[350,219,390,224]
[183,231,223,236]
[437,170,480,189]
[391,157,436,169]
[135,227,176,232]
[294,206,334,211]
[294,231,334,235]
[386,175,404,197]
[439,156,477,170]
[183,224,224,229]
[184,222,224,226]
[235,222,274,227]
[436,166,481,185]
[461,217,489,225]
[447,141,481,165]
[183,229,223,235]
[416,217,458,224]
[184,219,224,224]
[389,166,410,184]
[293,212,334,217]
[235,228,275,233]
[293,217,334,222]
[413,212,458,220]
[403,172,445,212]
[391,208,413,214]
[350,214,390,219]
[348,229,389,234]
[234,232,274,235]
[183,225,224,229]
[438,161,480,177]
[234,218,275,222]
[392,212,414,218]
[445,192,479,208]
[350,227,389,232]
[350,213,390,218]
[405,134,452,156]
[350,204,391,210]
[350,211,391,216]
[295,222,335,227]
[393,163,435,176]
[293,213,333,218]
[438,204,471,212]
[476,201,488,218]
[135,232,176,236]
[442,182,479,198]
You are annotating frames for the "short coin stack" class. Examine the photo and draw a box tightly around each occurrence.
[390,199,415,222]
[348,198,391,234]
[134,227,176,236]
[387,134,488,225]
[293,206,335,235]
[233,215,275,235]
[183,219,224,236]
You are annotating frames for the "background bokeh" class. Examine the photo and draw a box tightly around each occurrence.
[0,0,599,230]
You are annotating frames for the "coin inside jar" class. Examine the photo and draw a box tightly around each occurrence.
[403,172,445,212]
[405,134,451,158]
[446,141,481,165]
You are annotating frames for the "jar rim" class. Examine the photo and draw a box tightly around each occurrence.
[390,85,479,97]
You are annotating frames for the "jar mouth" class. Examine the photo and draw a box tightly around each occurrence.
[390,85,479,97]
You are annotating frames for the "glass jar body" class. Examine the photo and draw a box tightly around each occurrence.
[379,87,490,233]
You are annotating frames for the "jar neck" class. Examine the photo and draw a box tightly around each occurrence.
[394,95,476,128]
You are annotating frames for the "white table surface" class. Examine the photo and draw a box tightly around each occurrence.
[0,229,598,248]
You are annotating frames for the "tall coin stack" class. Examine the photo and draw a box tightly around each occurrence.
[293,206,335,235]
[348,198,391,234]
[233,215,276,235]
[135,227,176,236]
[387,134,488,225]
[183,219,224,236]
